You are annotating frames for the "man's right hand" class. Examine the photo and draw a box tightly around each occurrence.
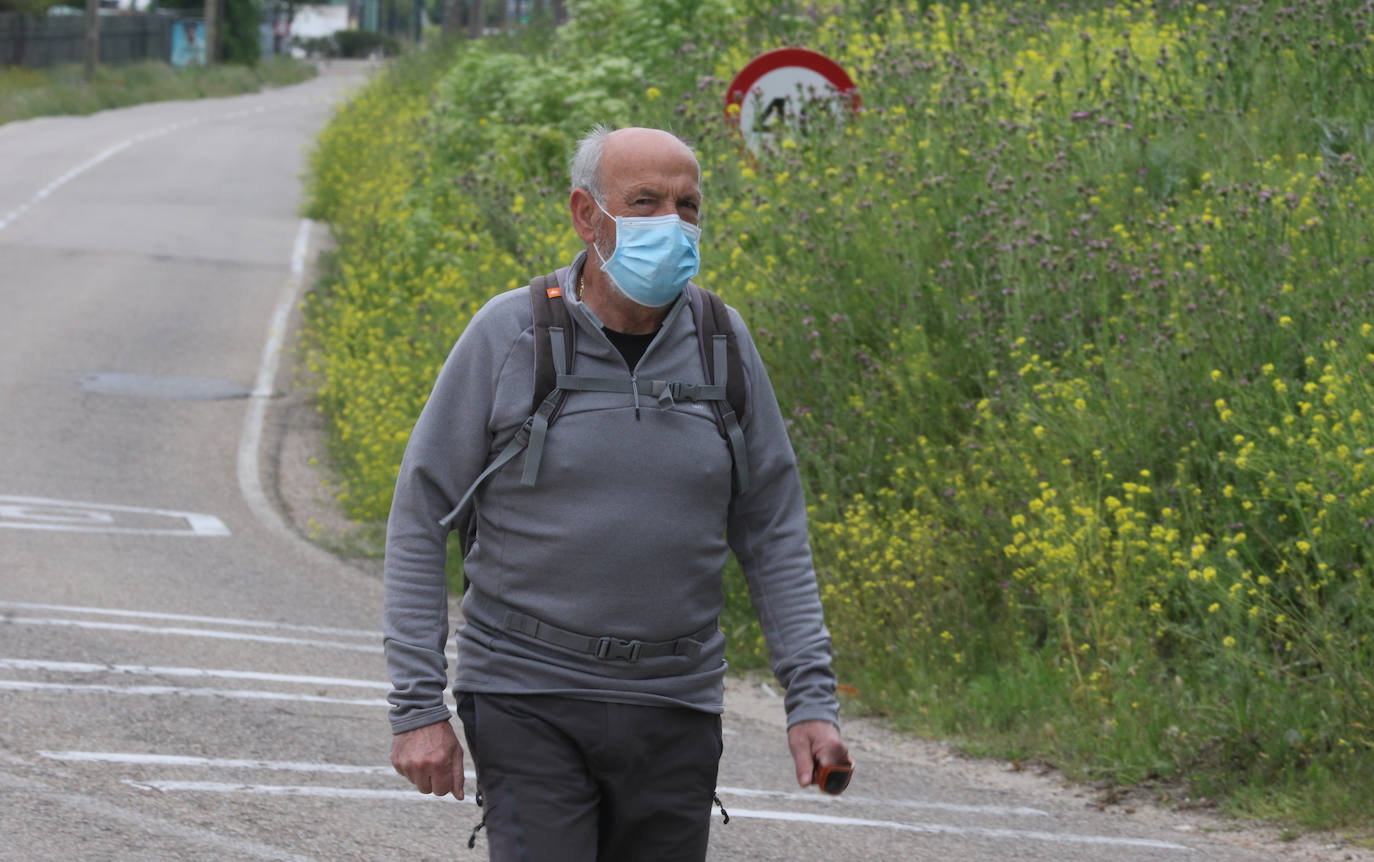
[391,720,465,799]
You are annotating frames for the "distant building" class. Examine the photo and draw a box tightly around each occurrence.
[290,1,350,51]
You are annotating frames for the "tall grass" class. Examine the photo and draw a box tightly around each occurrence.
[305,2,1374,830]
[0,57,315,126]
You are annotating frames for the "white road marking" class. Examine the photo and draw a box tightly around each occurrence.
[121,780,1190,850]
[0,495,229,536]
[43,747,1044,819]
[128,780,475,803]
[0,97,334,237]
[250,218,311,400]
[715,784,1050,818]
[0,600,376,639]
[0,505,112,524]
[0,604,456,659]
[0,115,237,236]
[0,139,137,234]
[48,747,1188,850]
[2,616,381,653]
[39,750,398,776]
[0,657,387,690]
[236,218,335,560]
[0,678,385,707]
[723,807,1193,850]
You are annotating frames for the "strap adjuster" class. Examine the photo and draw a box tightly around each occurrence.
[596,636,643,662]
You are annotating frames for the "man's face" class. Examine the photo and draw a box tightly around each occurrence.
[593,130,702,258]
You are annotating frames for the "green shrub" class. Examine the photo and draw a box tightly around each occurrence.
[333,29,402,58]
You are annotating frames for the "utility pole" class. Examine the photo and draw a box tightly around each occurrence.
[467,0,482,38]
[83,0,99,79]
[441,0,460,37]
[204,0,217,65]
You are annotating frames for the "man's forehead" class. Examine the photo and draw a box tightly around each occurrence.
[605,127,694,158]
[602,129,699,181]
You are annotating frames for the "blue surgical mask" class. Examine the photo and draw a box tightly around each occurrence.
[594,202,701,308]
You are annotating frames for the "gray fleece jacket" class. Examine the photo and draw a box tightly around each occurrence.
[383,252,838,734]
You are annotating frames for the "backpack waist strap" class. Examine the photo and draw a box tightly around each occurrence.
[467,591,717,663]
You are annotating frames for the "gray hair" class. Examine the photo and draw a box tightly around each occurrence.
[570,124,614,204]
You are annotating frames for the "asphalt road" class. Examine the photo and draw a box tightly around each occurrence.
[0,64,1360,862]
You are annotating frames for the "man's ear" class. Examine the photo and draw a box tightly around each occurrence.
[570,188,598,244]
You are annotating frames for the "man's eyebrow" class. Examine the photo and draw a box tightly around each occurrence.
[619,185,700,206]
[623,186,664,200]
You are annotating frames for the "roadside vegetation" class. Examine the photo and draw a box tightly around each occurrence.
[0,56,314,126]
[304,0,1374,833]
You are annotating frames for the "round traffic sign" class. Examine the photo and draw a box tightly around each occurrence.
[725,48,860,154]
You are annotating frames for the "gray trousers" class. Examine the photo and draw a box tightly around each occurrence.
[457,693,722,862]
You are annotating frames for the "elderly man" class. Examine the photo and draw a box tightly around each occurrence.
[384,125,848,861]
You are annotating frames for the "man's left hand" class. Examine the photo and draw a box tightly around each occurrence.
[787,719,849,788]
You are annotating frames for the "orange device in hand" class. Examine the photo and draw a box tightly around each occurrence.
[815,759,855,795]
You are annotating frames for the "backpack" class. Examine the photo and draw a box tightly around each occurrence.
[438,273,749,543]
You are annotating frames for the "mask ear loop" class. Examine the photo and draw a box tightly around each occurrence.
[592,199,618,268]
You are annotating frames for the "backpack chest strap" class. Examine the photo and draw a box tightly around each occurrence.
[555,373,726,405]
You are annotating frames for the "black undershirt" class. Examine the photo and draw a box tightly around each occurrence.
[602,326,658,369]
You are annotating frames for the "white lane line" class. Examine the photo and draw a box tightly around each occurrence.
[35,747,1046,820]
[250,219,311,400]
[0,679,385,707]
[0,600,376,639]
[237,218,330,555]
[2,616,381,653]
[0,657,387,690]
[50,749,1039,819]
[121,780,1190,850]
[0,495,229,536]
[39,750,398,776]
[724,807,1193,850]
[0,98,327,237]
[0,118,212,236]
[128,780,475,803]
[715,784,1049,818]
[0,139,137,234]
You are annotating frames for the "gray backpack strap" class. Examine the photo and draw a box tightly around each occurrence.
[687,285,750,496]
[519,274,578,486]
[556,373,637,393]
[520,326,568,486]
[438,424,530,530]
[711,332,750,495]
[437,273,566,537]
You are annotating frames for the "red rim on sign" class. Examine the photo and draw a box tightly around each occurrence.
[724,47,860,131]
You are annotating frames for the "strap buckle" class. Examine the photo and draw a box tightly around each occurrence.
[596,636,643,662]
[651,379,675,409]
